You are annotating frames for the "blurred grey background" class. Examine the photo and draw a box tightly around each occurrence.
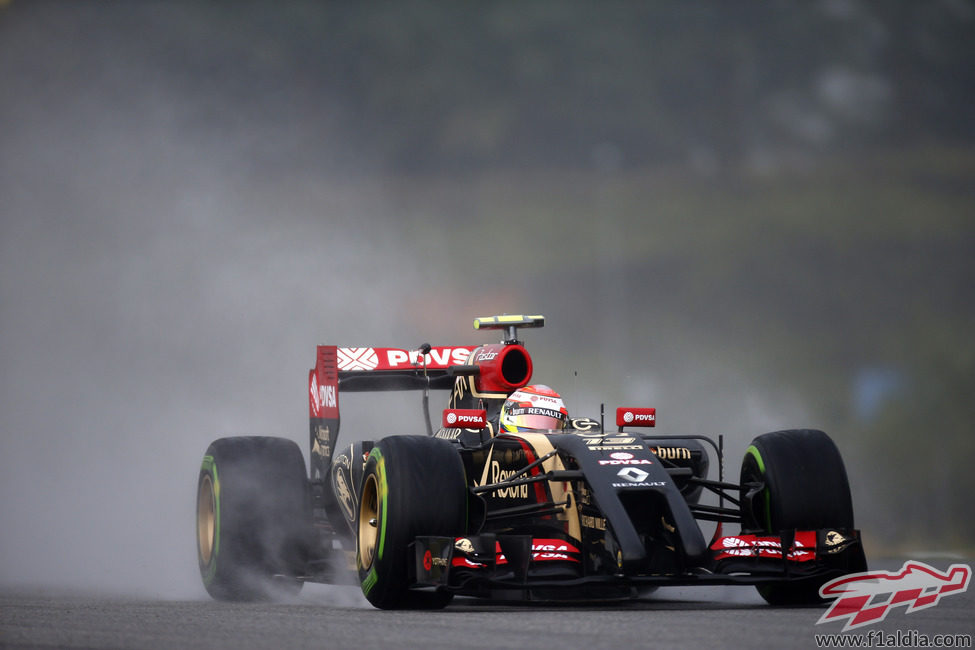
[1,1,972,597]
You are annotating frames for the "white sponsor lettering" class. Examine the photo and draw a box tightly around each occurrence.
[720,536,813,559]
[533,543,569,552]
[311,375,337,412]
[319,384,337,409]
[425,348,452,366]
[309,375,319,412]
[387,349,409,366]
[598,459,653,466]
[386,347,471,368]
[612,481,667,488]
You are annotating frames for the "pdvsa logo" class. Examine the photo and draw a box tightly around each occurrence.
[616,407,656,427]
[442,409,486,429]
[309,374,337,416]
[598,451,652,466]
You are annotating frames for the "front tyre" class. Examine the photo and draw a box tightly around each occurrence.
[356,436,468,609]
[740,429,866,605]
[197,436,311,601]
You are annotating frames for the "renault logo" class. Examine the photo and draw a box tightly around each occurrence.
[617,467,650,482]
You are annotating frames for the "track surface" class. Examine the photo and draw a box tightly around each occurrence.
[2,560,972,649]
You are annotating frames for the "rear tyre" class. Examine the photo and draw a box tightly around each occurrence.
[356,436,468,609]
[739,429,866,605]
[197,436,311,601]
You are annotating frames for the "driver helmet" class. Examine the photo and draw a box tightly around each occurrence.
[499,385,569,433]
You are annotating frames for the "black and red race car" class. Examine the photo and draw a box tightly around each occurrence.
[195,314,866,608]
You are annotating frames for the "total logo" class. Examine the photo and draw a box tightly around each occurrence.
[598,451,653,466]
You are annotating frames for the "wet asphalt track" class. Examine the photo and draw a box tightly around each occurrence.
[2,559,972,650]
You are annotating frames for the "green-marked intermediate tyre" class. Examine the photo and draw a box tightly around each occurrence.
[196,436,311,601]
[739,429,865,605]
[356,435,468,609]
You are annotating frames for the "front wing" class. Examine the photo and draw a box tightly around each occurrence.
[410,528,864,598]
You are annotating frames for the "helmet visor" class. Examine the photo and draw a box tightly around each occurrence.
[503,406,567,431]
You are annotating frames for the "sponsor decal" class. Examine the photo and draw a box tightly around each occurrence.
[309,374,319,416]
[617,467,649,482]
[485,461,528,499]
[442,409,487,429]
[576,485,593,506]
[499,540,581,564]
[588,444,643,451]
[421,549,449,572]
[384,347,471,368]
[598,458,653,466]
[336,347,380,371]
[824,530,853,554]
[580,514,607,530]
[309,374,337,417]
[450,538,581,567]
[612,481,666,488]
[711,532,817,561]
[650,446,691,460]
[331,460,356,524]
[611,452,633,460]
[583,436,636,445]
[568,417,600,431]
[506,406,566,421]
[311,424,331,461]
[818,561,971,632]
[336,346,473,371]
[611,467,665,488]
[616,407,656,427]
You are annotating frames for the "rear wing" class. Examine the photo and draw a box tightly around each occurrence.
[308,315,542,480]
[330,345,476,392]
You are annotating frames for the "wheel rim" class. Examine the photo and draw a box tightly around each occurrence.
[197,475,216,565]
[358,473,379,570]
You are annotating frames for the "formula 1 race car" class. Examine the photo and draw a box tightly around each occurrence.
[195,314,867,608]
